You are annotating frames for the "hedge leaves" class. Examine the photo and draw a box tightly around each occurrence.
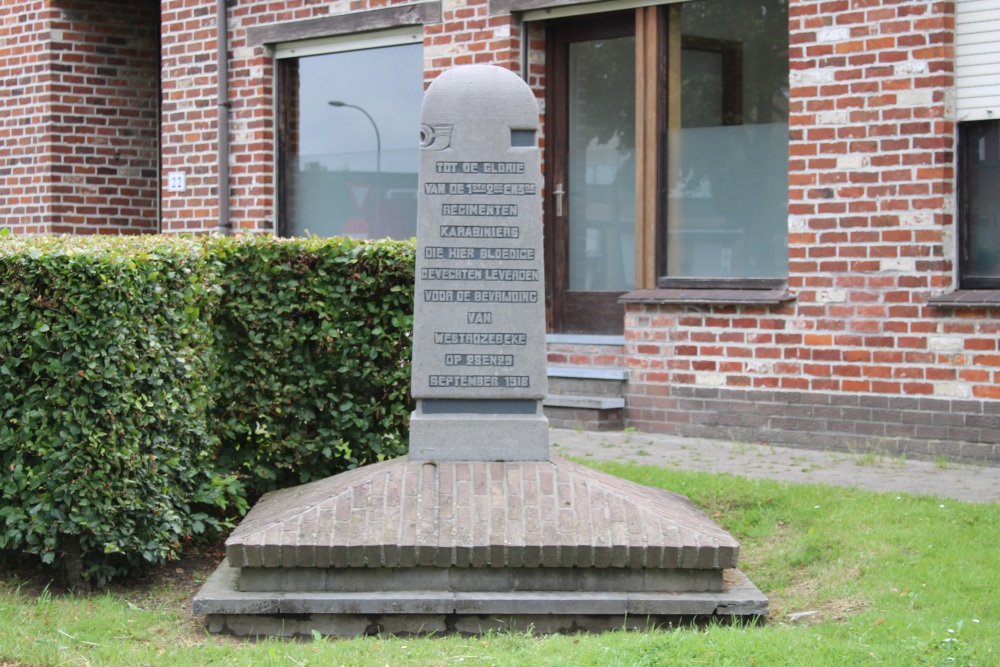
[0,235,415,586]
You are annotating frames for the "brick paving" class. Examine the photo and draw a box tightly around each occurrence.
[549,428,1000,503]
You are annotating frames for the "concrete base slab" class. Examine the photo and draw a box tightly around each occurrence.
[237,564,722,593]
[208,612,759,638]
[195,561,768,637]
[201,455,769,637]
[408,412,550,461]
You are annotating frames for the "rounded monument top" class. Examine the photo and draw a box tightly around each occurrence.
[421,65,539,131]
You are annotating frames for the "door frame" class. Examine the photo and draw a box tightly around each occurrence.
[543,9,663,334]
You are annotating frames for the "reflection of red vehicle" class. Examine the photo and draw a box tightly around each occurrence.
[377,199,413,239]
[337,190,417,240]
[342,216,369,239]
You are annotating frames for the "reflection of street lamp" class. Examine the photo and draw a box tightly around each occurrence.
[328,100,382,233]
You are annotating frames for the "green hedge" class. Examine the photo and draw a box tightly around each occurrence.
[207,236,414,497]
[0,236,230,586]
[0,234,415,586]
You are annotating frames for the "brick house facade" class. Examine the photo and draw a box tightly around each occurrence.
[2,0,999,462]
[1,0,160,235]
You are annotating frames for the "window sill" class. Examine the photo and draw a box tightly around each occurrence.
[491,0,589,16]
[619,288,794,306]
[927,290,1000,308]
[248,3,440,46]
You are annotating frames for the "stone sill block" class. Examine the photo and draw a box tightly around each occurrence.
[546,334,627,346]
[620,288,793,305]
[543,394,626,410]
[547,366,629,381]
[927,290,1000,308]
[195,561,768,622]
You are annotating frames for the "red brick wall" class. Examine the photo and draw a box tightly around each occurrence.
[624,0,1000,460]
[159,0,525,234]
[51,0,160,235]
[161,0,311,233]
[424,0,521,83]
[0,1,57,234]
[0,0,159,235]
[160,0,221,232]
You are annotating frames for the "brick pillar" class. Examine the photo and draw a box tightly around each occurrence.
[52,0,160,235]
[424,0,521,85]
[160,0,221,232]
[0,0,159,236]
[0,1,58,234]
[787,0,958,397]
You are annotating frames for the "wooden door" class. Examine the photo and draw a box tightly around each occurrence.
[545,14,636,335]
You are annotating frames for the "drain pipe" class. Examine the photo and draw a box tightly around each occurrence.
[216,0,231,235]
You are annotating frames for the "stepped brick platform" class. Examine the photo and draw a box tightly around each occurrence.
[194,66,766,637]
[225,457,738,571]
[194,456,767,636]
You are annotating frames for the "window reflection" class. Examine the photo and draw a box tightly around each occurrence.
[567,35,637,291]
[664,0,789,279]
[284,43,423,240]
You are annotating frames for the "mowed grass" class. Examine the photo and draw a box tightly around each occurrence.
[1,459,997,666]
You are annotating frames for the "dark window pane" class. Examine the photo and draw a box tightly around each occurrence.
[961,119,1000,286]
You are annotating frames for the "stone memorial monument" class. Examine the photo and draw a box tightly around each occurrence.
[408,65,548,462]
[194,65,767,637]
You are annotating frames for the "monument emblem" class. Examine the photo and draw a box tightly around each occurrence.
[195,65,767,637]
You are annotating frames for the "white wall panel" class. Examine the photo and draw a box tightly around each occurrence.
[957,0,1000,120]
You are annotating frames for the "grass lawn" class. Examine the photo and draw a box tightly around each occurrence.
[1,459,997,666]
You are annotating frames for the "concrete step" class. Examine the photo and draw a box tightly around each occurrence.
[548,377,624,398]
[544,367,627,431]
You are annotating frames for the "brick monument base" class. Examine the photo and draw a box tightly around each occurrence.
[194,456,767,636]
[194,66,767,636]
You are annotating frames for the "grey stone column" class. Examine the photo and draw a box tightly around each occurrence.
[409,66,548,462]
